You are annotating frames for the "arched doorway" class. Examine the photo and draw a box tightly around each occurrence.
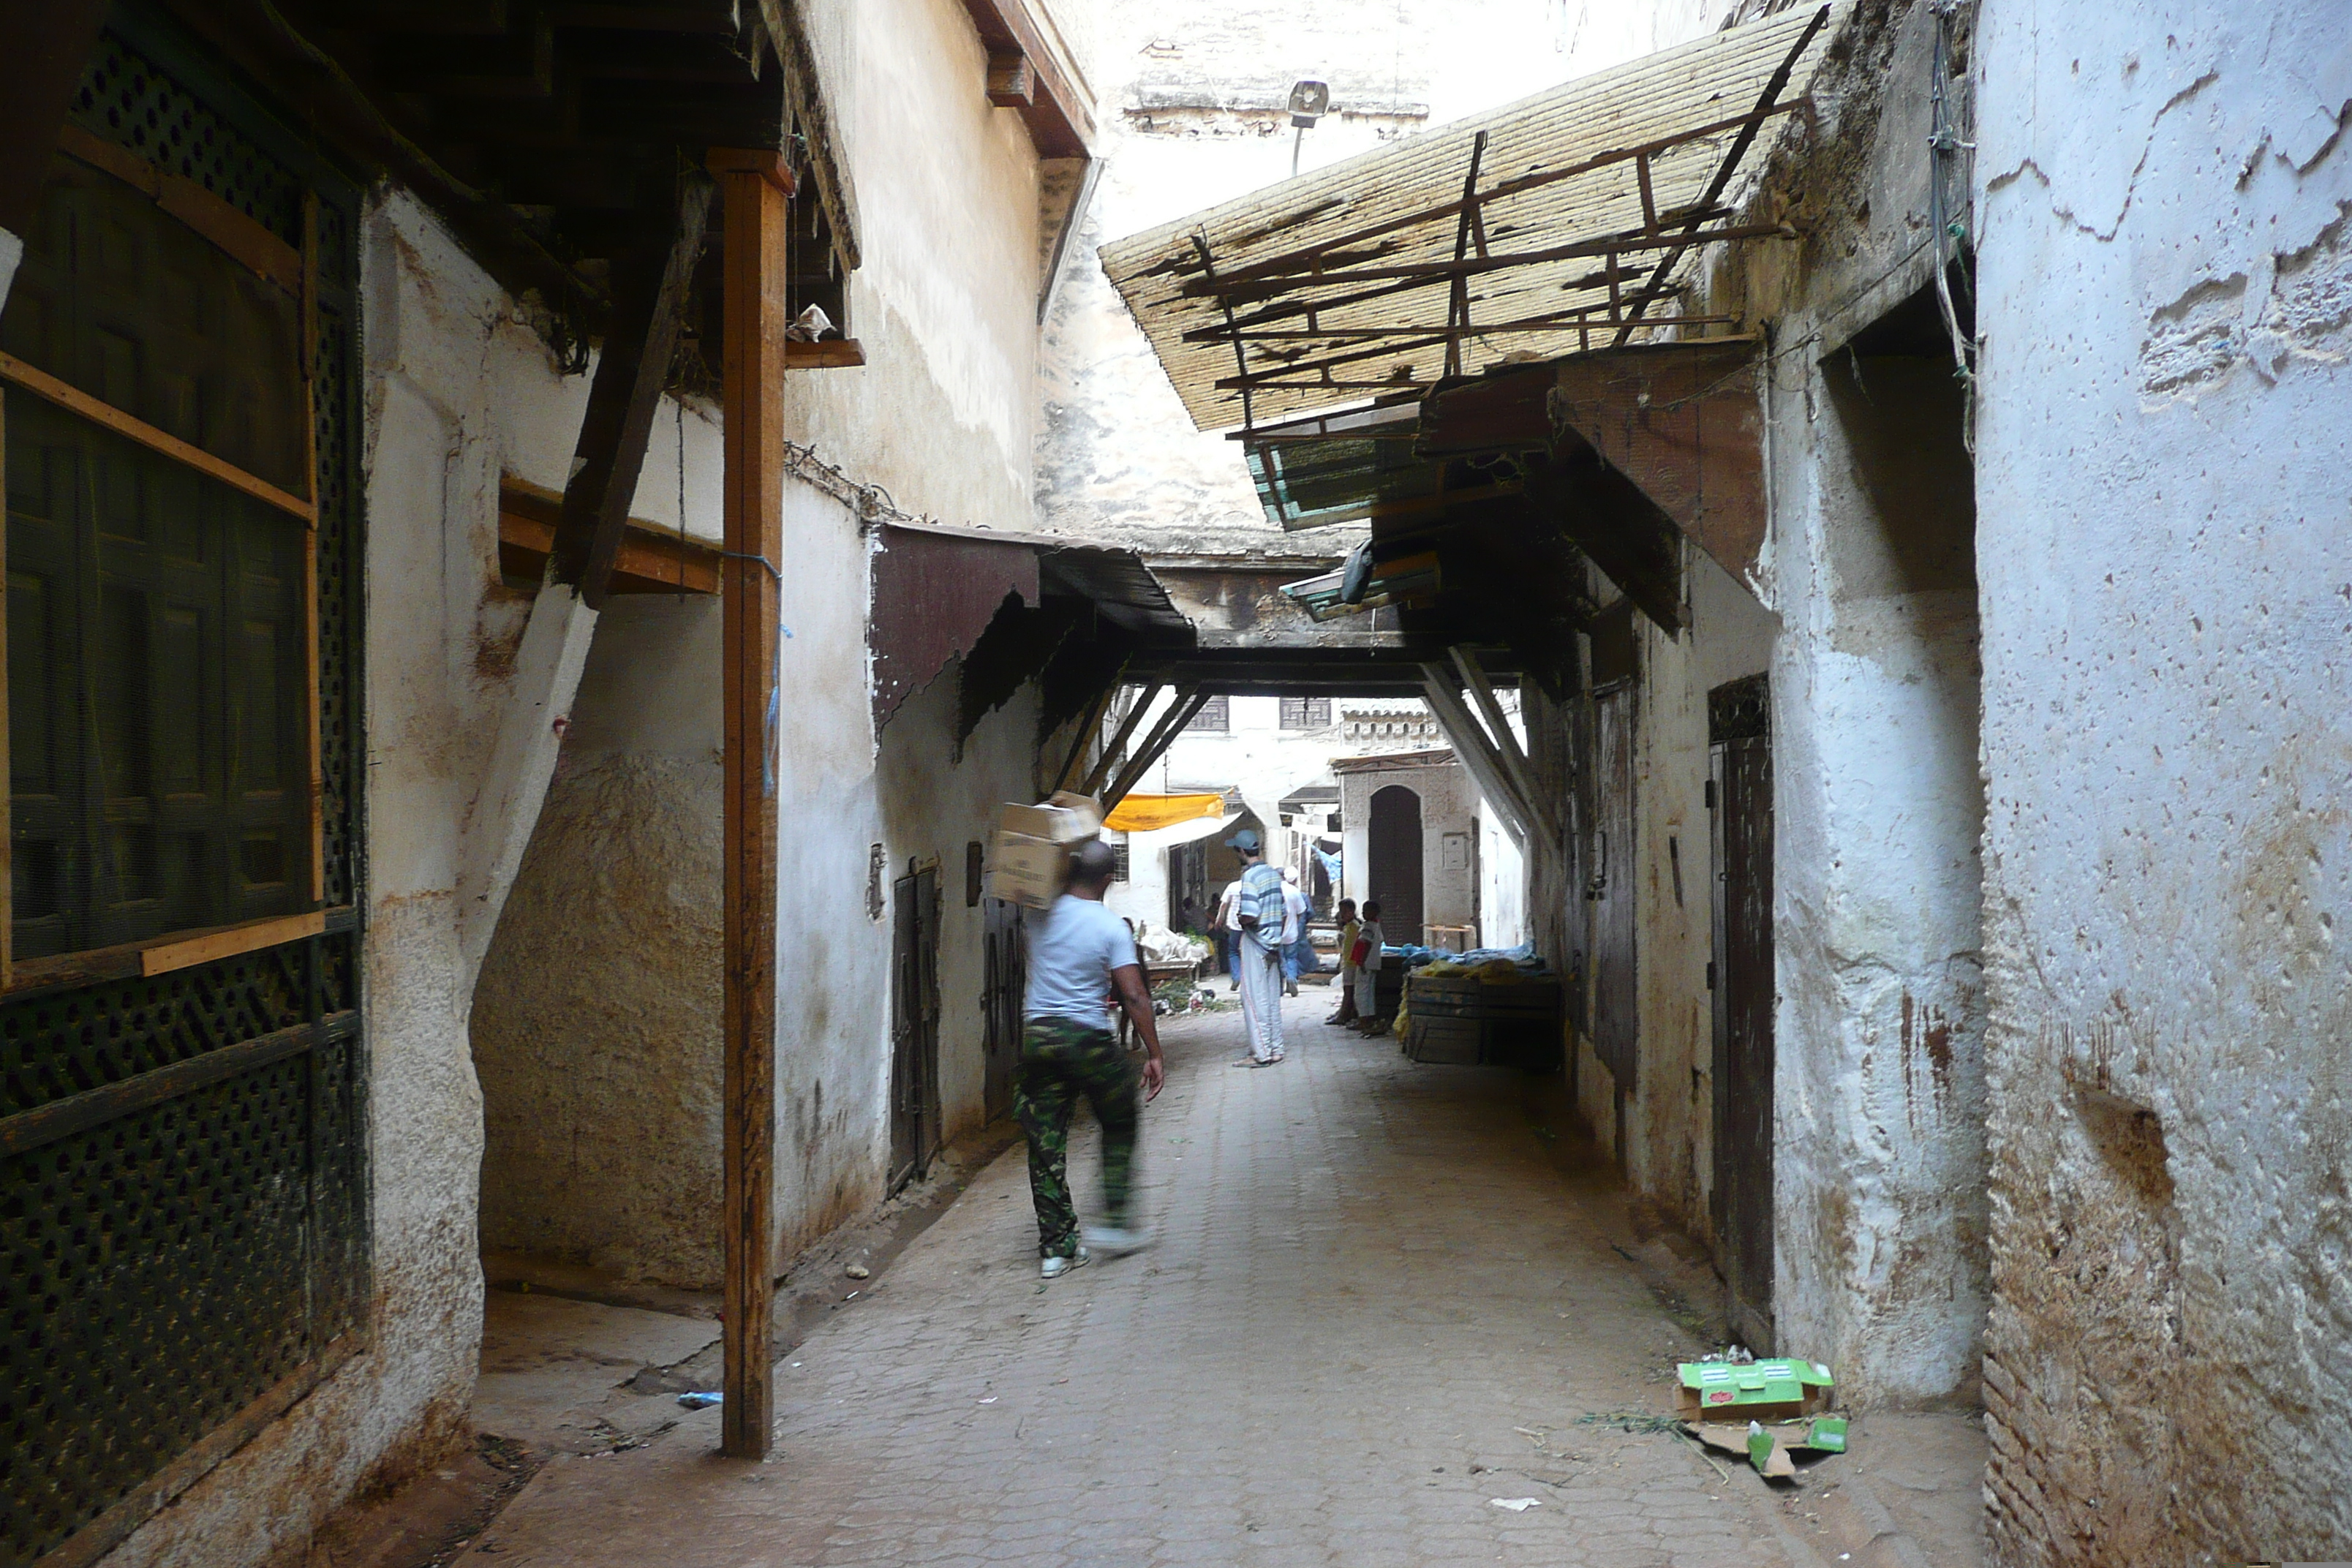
[1367,785,1424,942]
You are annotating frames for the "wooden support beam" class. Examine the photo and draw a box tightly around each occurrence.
[1050,685,1117,796]
[786,338,866,369]
[953,0,1094,157]
[1450,646,1553,841]
[1520,439,1685,636]
[549,176,715,608]
[1181,221,1786,300]
[1080,680,1166,798]
[986,51,1035,107]
[711,145,789,1462]
[1417,669,1529,852]
[1104,688,1209,813]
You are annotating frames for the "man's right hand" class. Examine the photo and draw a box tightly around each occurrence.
[1140,1054,1165,1101]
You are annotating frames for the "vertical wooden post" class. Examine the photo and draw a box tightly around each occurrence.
[709,146,794,1461]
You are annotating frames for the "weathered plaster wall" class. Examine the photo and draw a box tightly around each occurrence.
[473,597,725,1286]
[1038,0,1741,557]
[878,657,1047,1151]
[1640,0,1997,1406]
[1615,551,1780,1237]
[1972,2,2352,1558]
[471,0,1066,1284]
[104,189,573,1564]
[789,0,1046,540]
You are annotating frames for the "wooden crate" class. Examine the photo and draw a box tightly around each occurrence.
[1402,973,1564,1069]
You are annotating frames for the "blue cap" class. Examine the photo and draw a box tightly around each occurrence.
[1227,828,1262,852]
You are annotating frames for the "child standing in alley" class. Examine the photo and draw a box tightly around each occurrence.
[1327,899,1360,1025]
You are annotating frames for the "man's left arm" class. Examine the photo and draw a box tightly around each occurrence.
[1111,964,1165,1098]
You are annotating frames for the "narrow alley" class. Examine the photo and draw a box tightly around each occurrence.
[4,1,2346,1564]
[448,997,1980,1568]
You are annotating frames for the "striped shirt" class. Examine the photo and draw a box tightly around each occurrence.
[1237,861,1285,950]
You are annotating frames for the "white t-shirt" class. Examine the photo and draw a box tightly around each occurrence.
[1024,894,1141,1027]
[1280,883,1311,943]
[1356,919,1387,970]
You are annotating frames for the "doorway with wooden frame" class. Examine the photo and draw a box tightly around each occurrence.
[1586,599,1639,1161]
[1708,674,1774,1352]
[889,862,943,1193]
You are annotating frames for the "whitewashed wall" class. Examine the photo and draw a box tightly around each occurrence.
[1972,1,2352,1557]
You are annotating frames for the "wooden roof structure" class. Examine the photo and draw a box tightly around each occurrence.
[1100,4,1842,433]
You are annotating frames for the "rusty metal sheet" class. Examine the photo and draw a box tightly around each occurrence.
[871,524,1040,730]
[1551,338,1763,590]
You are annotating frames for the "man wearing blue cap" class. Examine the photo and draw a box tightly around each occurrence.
[1226,827,1288,1066]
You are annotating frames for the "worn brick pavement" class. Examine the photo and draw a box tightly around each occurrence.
[459,994,1859,1567]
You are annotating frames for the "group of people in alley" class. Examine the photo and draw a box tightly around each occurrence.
[1014,827,1388,1278]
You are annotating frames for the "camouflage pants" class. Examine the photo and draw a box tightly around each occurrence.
[1015,1017,1139,1258]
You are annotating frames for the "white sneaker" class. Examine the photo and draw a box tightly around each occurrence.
[1039,1246,1091,1280]
[1080,1226,1153,1257]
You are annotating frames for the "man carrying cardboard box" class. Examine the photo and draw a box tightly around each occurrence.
[1018,839,1167,1278]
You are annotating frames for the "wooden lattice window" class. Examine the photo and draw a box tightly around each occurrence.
[1279,696,1333,730]
[1187,694,1229,732]
[1,132,321,976]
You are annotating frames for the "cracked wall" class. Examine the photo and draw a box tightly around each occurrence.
[1973,1,2352,1560]
[1664,0,1994,1406]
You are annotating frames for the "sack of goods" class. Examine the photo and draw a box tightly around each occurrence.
[987,791,1104,908]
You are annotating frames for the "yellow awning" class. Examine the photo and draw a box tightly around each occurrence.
[1104,793,1226,834]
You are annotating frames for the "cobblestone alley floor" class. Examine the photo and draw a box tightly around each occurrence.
[456,992,1981,1568]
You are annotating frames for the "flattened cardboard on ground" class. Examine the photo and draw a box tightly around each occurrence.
[1689,1421,1800,1481]
[1686,1413,1848,1483]
[1676,1358,1834,1422]
[1746,1422,1798,1480]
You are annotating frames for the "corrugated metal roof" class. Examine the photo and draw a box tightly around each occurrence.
[1101,4,1844,432]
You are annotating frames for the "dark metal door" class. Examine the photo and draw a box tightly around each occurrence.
[1589,685,1637,1151]
[1709,675,1774,1349]
[1367,783,1424,940]
[980,896,1025,1120]
[889,865,943,1191]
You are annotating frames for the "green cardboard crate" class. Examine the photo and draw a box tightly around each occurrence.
[1676,1358,1834,1423]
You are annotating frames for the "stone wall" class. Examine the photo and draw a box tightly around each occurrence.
[1972,0,2352,1557]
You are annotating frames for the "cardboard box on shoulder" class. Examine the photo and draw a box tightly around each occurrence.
[987,793,1105,909]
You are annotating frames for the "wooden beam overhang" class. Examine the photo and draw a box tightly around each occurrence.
[498,478,720,595]
[549,172,715,608]
[1550,339,1765,589]
[1417,668,1531,851]
[1520,437,1684,636]
[954,0,1093,159]
[159,0,862,377]
[1100,4,1842,433]
[1103,689,1213,813]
